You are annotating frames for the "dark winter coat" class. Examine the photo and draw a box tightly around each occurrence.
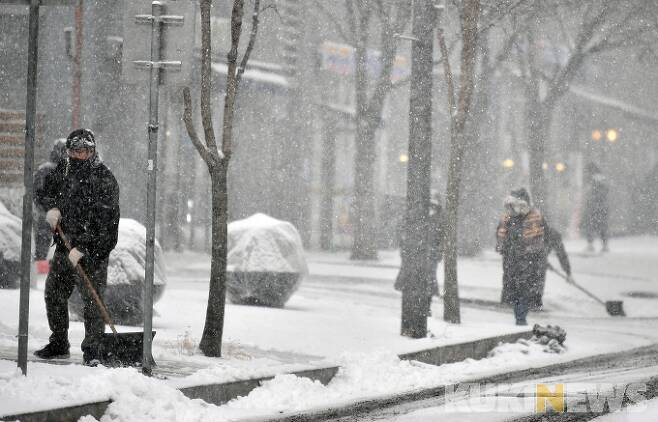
[544,225,570,276]
[35,154,120,262]
[526,224,571,309]
[497,208,546,305]
[33,161,58,214]
[582,174,609,234]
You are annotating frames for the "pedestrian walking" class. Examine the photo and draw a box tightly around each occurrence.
[496,188,546,326]
[394,195,444,316]
[426,197,444,300]
[33,138,67,273]
[33,128,120,364]
[582,163,610,252]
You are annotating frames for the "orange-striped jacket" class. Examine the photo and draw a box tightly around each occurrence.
[496,208,545,255]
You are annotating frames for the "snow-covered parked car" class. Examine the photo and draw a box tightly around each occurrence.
[226,213,307,307]
[69,218,166,326]
[0,201,21,289]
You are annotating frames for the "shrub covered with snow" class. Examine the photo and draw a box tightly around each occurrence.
[69,218,166,326]
[226,213,307,307]
[0,201,21,289]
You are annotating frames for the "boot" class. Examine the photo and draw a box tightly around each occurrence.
[34,341,70,359]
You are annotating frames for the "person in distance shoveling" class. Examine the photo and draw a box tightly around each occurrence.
[34,128,120,365]
[496,188,546,326]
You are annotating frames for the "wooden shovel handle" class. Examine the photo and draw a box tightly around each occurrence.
[56,225,117,334]
[547,263,605,305]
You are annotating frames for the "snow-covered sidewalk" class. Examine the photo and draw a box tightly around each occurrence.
[1,236,657,420]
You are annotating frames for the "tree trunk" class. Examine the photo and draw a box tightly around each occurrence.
[199,164,229,356]
[443,0,480,325]
[320,114,337,250]
[351,115,379,260]
[442,130,465,324]
[526,80,554,213]
[400,0,434,339]
[350,27,378,260]
[458,36,493,256]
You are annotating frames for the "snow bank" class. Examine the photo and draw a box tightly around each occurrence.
[223,342,559,415]
[0,362,232,422]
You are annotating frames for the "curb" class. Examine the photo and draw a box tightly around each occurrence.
[255,344,658,422]
[399,331,532,366]
[1,402,110,422]
[178,366,340,406]
[0,330,532,421]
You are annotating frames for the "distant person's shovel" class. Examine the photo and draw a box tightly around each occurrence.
[548,264,625,317]
[56,225,155,366]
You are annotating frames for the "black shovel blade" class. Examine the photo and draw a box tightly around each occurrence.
[605,301,625,317]
[99,331,156,367]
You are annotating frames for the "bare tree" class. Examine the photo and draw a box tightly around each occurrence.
[456,2,526,257]
[312,0,411,260]
[181,0,261,357]
[439,0,481,324]
[399,0,435,339]
[515,0,656,210]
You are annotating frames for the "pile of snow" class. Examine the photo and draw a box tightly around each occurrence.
[226,214,307,307]
[70,219,166,326]
[223,344,566,416]
[0,201,21,289]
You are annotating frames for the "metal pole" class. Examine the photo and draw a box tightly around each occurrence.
[143,0,162,376]
[71,0,83,128]
[17,0,40,376]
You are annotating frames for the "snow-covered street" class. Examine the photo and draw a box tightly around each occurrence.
[1,236,658,420]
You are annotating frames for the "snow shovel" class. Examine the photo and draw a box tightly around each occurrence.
[547,264,625,317]
[56,225,156,366]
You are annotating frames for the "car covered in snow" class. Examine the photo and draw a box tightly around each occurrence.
[226,213,307,308]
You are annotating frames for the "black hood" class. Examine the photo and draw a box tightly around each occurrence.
[49,139,67,163]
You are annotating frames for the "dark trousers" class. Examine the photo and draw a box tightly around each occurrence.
[513,286,530,324]
[34,216,51,261]
[45,249,108,357]
[508,252,543,324]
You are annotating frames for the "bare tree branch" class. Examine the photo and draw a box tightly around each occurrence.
[437,25,456,119]
[367,0,411,116]
[199,0,219,158]
[222,0,246,159]
[236,0,262,87]
[454,0,480,132]
[345,0,358,43]
[182,87,217,167]
[311,0,351,43]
